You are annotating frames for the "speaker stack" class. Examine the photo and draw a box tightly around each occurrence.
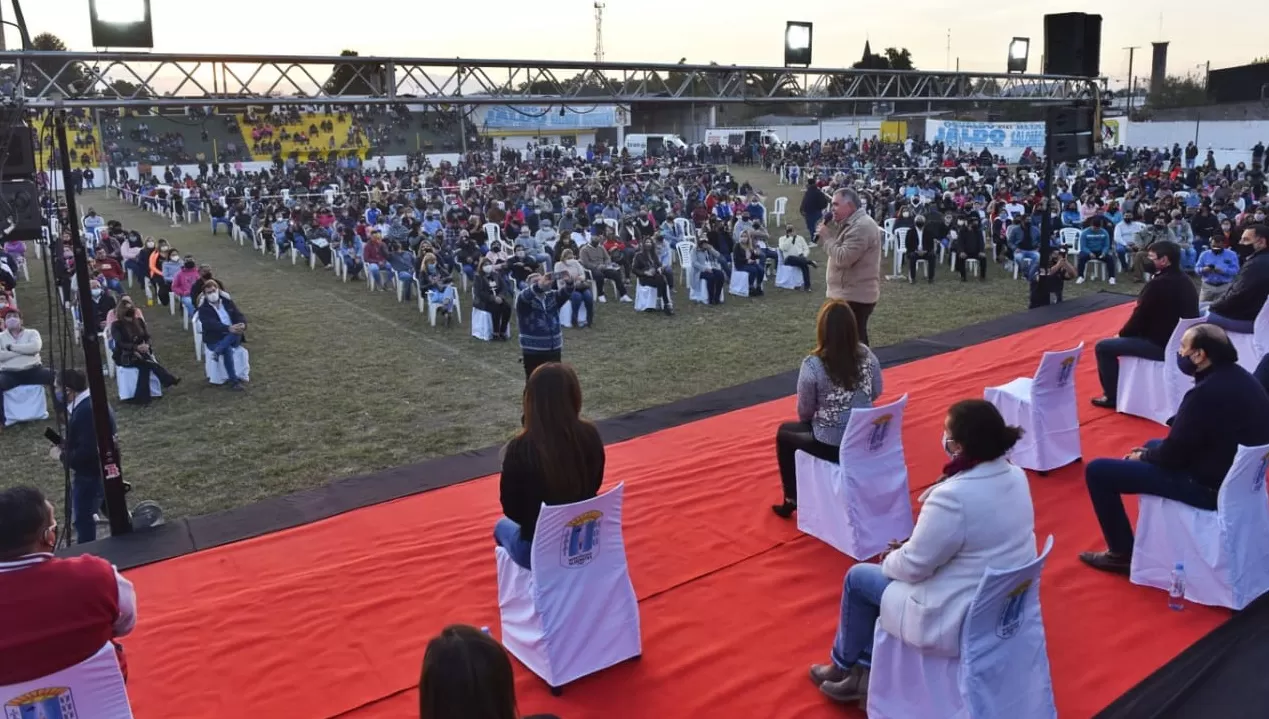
[0,116,41,241]
[1042,13,1102,163]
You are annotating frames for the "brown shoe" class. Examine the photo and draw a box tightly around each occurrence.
[809,663,848,686]
[1079,550,1131,575]
[820,665,870,705]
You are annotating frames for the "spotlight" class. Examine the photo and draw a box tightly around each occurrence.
[784,21,813,67]
[89,0,155,49]
[1007,37,1030,73]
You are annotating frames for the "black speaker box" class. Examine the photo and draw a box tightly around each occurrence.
[0,122,36,178]
[0,180,43,241]
[1043,13,1102,77]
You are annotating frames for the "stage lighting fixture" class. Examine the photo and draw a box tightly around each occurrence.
[1007,37,1030,73]
[88,0,155,49]
[784,21,813,67]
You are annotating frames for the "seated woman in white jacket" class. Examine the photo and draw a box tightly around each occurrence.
[809,399,1037,705]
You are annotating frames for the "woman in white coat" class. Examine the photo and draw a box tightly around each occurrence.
[809,399,1037,705]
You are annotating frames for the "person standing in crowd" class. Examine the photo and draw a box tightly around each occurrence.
[1195,234,1240,303]
[1080,325,1269,574]
[809,400,1035,704]
[494,363,604,569]
[1090,241,1199,409]
[0,309,55,425]
[1205,224,1268,333]
[419,624,559,719]
[819,188,882,346]
[801,178,829,233]
[196,280,248,391]
[55,369,118,543]
[0,486,137,686]
[772,301,882,519]
[515,273,572,382]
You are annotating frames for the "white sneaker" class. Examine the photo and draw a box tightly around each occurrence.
[619,295,632,303]
[1076,277,1085,285]
[1109,277,1116,285]
[598,295,607,303]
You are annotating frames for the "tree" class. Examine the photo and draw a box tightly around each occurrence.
[30,32,87,95]
[883,47,915,71]
[1147,75,1207,110]
[852,46,916,71]
[745,70,801,98]
[107,78,149,99]
[324,50,384,97]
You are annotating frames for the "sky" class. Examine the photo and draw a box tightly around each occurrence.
[9,0,1257,90]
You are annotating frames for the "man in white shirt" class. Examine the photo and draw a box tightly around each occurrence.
[1113,212,1146,269]
[778,224,814,291]
[0,310,55,426]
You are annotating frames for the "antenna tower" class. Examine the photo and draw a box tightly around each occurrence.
[594,2,605,63]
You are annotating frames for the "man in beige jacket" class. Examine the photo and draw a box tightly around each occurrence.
[817,188,883,345]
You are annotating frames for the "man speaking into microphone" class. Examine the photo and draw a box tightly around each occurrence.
[817,188,883,345]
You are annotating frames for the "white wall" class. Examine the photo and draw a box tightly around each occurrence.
[106,154,462,183]
[1114,120,1264,167]
[491,133,597,153]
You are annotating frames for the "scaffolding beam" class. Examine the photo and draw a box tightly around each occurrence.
[1,51,1102,109]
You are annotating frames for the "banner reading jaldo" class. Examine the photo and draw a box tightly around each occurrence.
[926,120,1045,162]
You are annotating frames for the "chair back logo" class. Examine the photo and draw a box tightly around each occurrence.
[1254,451,1269,494]
[996,579,1033,639]
[868,414,895,451]
[5,686,78,719]
[1056,356,1076,387]
[560,510,603,568]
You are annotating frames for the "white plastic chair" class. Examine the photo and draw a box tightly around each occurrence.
[484,222,503,246]
[676,241,695,285]
[1059,227,1082,252]
[116,366,163,401]
[559,299,589,328]
[495,483,641,693]
[774,250,803,290]
[1117,316,1205,426]
[0,641,133,719]
[772,196,788,226]
[794,394,913,560]
[471,308,494,341]
[891,228,910,279]
[3,385,49,426]
[673,217,693,240]
[868,536,1057,719]
[205,345,251,385]
[428,290,462,327]
[983,343,1084,472]
[1130,444,1269,610]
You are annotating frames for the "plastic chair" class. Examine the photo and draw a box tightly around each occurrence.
[1117,317,1205,426]
[471,308,494,341]
[1224,301,1269,374]
[3,385,49,426]
[728,268,751,297]
[0,642,133,719]
[772,196,788,226]
[495,484,641,694]
[633,281,662,312]
[205,345,251,385]
[774,250,803,290]
[116,366,163,401]
[559,299,589,328]
[1059,227,1081,252]
[795,395,912,560]
[1130,444,1269,610]
[984,343,1084,472]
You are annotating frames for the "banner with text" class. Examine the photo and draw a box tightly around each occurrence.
[925,121,1045,162]
[473,104,628,130]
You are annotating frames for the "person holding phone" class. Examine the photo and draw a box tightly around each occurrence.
[1196,235,1241,303]
[515,272,572,382]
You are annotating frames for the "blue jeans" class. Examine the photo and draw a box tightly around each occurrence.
[1085,439,1217,555]
[123,259,145,284]
[494,517,533,569]
[211,217,233,235]
[181,295,195,319]
[1077,250,1117,278]
[397,272,415,299]
[210,333,244,382]
[1179,246,1197,272]
[1013,250,1041,280]
[1205,311,1255,335]
[367,263,390,288]
[570,289,594,324]
[738,262,765,289]
[72,474,104,543]
[831,563,893,669]
[1095,336,1165,401]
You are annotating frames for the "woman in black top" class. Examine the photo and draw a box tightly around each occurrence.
[110,297,180,404]
[473,258,512,340]
[495,363,605,569]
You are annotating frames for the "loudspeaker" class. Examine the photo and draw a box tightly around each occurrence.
[1043,13,1102,77]
[1046,105,1096,163]
[0,180,43,242]
[0,120,36,178]
[1047,106,1095,135]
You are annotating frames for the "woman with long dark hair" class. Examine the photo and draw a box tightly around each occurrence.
[772,301,882,518]
[110,296,180,404]
[419,625,559,719]
[495,363,605,568]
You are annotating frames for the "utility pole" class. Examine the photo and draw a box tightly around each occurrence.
[593,2,605,64]
[1124,46,1140,114]
[946,28,951,70]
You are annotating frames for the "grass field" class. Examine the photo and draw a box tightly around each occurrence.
[0,166,1127,520]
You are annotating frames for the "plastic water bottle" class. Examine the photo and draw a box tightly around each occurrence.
[1168,563,1186,611]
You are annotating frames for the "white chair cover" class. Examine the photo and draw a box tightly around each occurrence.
[3,384,49,426]
[204,346,251,385]
[116,366,163,401]
[471,308,493,341]
[559,301,588,328]
[795,395,913,560]
[1226,301,1269,373]
[633,283,661,312]
[1255,300,1269,358]
[495,483,641,690]
[868,536,1057,719]
[983,343,1084,472]
[687,271,719,304]
[774,250,802,290]
[1117,316,1205,426]
[1130,443,1269,610]
[728,269,750,297]
[0,641,134,719]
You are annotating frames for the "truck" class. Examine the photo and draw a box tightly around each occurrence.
[703,127,782,150]
[623,133,689,157]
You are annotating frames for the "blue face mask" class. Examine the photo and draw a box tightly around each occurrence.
[55,390,65,405]
[1176,352,1200,377]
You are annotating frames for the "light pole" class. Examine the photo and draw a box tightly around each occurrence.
[1124,46,1140,114]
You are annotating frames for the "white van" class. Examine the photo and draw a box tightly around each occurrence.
[704,128,782,149]
[624,133,688,157]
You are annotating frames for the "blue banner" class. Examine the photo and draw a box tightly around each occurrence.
[477,105,627,130]
[925,121,1045,161]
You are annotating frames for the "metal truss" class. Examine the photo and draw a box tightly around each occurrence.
[2,51,1102,109]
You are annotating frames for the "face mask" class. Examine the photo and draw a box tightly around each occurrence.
[55,389,65,405]
[1144,260,1159,274]
[170,254,179,261]
[482,265,493,274]
[3,317,19,331]
[426,263,436,270]
[205,291,220,304]
[941,432,956,459]
[146,242,155,248]
[1256,214,1266,222]
[91,288,103,298]
[515,251,525,258]
[1176,352,1200,377]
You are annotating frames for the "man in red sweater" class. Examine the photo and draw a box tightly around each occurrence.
[0,486,137,685]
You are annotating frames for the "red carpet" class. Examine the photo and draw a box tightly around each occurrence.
[119,304,1228,718]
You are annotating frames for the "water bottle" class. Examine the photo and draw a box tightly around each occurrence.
[1168,562,1186,611]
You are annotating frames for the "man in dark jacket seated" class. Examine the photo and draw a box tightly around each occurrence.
[1091,241,1200,409]
[1080,324,1269,574]
[1205,223,1268,333]
[195,280,247,391]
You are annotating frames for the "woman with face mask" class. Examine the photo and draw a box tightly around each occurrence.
[553,249,594,328]
[473,259,512,340]
[631,236,673,315]
[420,252,458,326]
[110,296,180,404]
